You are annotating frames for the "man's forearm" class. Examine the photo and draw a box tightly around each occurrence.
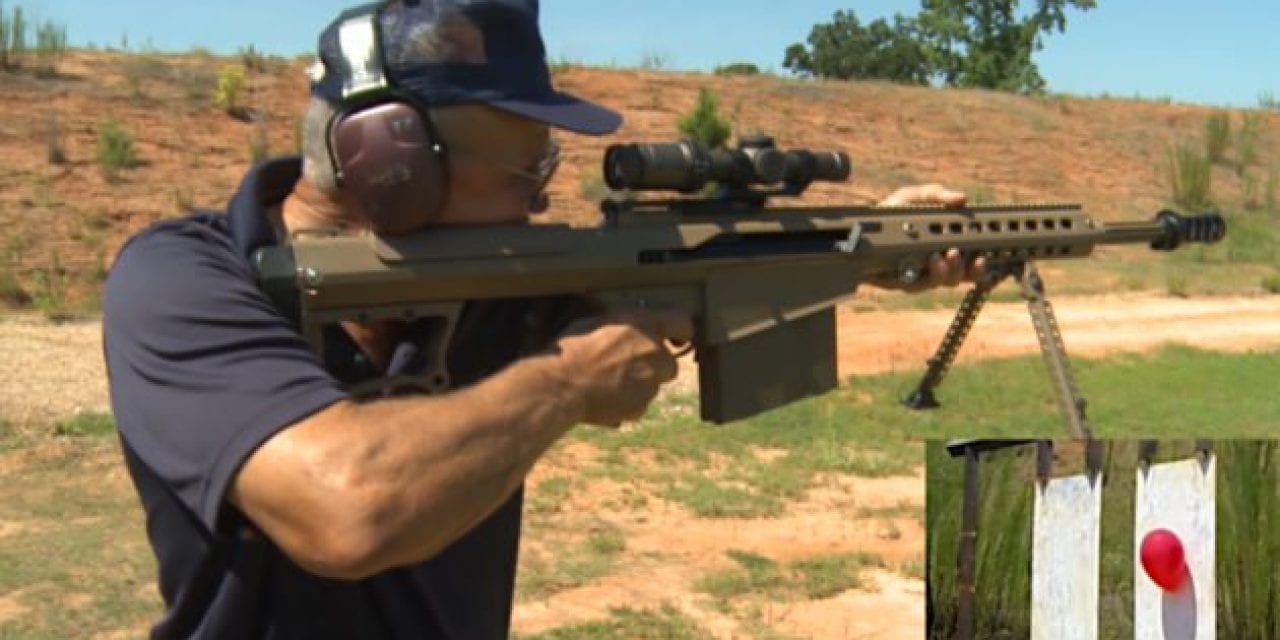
[231,350,584,579]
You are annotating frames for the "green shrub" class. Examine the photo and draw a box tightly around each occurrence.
[1266,166,1278,212]
[31,252,70,320]
[95,127,133,176]
[53,412,116,437]
[578,169,609,202]
[714,62,760,76]
[33,19,64,77]
[0,265,30,307]
[1204,111,1231,164]
[7,5,25,66]
[46,113,65,164]
[677,87,732,149]
[239,43,268,73]
[1235,111,1264,176]
[1167,142,1212,210]
[214,66,246,114]
[96,118,139,180]
[1261,274,1280,294]
[249,119,270,164]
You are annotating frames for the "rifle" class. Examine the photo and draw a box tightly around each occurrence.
[254,136,1225,425]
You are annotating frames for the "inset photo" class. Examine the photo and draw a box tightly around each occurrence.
[927,439,1279,639]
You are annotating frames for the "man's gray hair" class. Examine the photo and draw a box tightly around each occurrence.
[300,96,340,193]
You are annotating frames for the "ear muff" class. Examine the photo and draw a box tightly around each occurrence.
[327,100,450,234]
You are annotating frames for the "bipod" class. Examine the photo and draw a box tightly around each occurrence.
[903,261,1094,439]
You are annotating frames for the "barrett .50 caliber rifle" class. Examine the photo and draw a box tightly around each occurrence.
[254,137,1225,426]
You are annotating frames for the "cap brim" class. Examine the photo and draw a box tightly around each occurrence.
[489,92,622,136]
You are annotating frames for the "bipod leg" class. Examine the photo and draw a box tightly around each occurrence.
[1015,263,1093,439]
[902,265,1011,409]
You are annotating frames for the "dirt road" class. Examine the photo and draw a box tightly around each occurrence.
[5,293,1280,427]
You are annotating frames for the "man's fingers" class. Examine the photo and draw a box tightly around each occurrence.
[878,183,968,208]
[611,308,694,344]
[966,254,988,281]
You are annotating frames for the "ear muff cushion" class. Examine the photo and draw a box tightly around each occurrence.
[329,101,449,233]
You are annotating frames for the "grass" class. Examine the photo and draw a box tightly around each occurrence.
[52,412,116,437]
[95,117,139,181]
[567,387,919,518]
[696,549,884,602]
[516,524,628,600]
[0,436,160,639]
[4,347,1280,637]
[1168,142,1213,210]
[928,440,1280,639]
[517,605,712,640]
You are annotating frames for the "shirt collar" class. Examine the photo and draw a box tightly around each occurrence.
[226,157,303,260]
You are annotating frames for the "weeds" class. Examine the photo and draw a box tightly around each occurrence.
[696,549,882,602]
[215,66,246,117]
[0,264,30,306]
[53,412,116,437]
[517,524,627,600]
[30,252,71,320]
[714,62,760,76]
[519,605,710,640]
[0,3,65,75]
[578,169,609,202]
[239,43,269,73]
[249,118,270,164]
[32,18,65,77]
[638,48,671,70]
[1165,273,1190,298]
[1235,111,1264,176]
[1267,166,1278,212]
[1204,111,1231,164]
[1166,142,1212,210]
[677,87,731,149]
[96,117,139,181]
[45,113,65,164]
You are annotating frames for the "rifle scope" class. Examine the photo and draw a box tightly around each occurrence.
[603,136,850,193]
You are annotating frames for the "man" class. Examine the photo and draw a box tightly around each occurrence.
[103,1,977,637]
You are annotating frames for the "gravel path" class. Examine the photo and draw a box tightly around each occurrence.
[0,316,110,427]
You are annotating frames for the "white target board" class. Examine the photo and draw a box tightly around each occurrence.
[1134,455,1215,640]
[1031,473,1102,640]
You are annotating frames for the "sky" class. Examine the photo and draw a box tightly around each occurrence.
[11,1,1279,108]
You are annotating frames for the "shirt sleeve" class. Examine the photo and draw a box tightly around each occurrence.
[103,221,348,533]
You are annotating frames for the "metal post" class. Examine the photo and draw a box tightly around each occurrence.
[956,445,981,640]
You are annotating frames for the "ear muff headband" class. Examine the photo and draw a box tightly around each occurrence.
[323,6,451,231]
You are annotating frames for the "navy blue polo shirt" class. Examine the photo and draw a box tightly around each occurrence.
[103,157,562,639]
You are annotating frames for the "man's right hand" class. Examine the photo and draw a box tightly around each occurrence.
[549,309,693,427]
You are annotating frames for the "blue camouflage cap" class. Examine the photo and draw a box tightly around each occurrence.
[311,0,622,135]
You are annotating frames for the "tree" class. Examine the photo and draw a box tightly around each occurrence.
[785,1,1096,94]
[916,0,1096,93]
[678,88,731,149]
[783,10,930,85]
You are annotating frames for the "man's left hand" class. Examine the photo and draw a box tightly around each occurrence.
[870,183,987,291]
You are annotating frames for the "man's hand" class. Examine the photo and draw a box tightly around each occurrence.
[872,183,987,291]
[550,309,692,427]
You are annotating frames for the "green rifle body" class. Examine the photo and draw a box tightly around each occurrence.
[255,198,1223,424]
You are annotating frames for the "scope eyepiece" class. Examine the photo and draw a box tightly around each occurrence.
[603,136,850,194]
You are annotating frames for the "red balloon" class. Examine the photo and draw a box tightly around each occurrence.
[1140,528,1188,591]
